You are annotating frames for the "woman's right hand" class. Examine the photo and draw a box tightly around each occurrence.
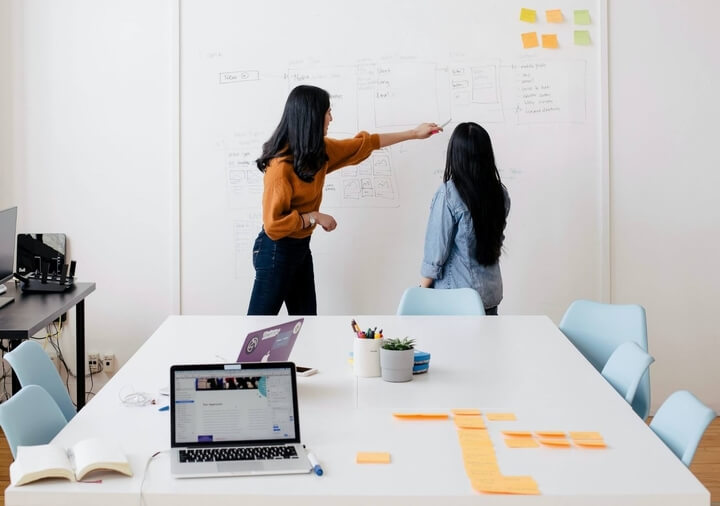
[315,212,337,232]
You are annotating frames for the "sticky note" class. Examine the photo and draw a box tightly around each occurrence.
[502,430,532,437]
[539,438,571,447]
[535,431,565,438]
[505,438,540,448]
[486,413,517,421]
[452,409,482,416]
[472,476,540,495]
[574,439,607,448]
[574,9,591,25]
[542,34,559,49]
[546,9,563,23]
[521,32,539,49]
[393,412,448,420]
[356,452,391,464]
[569,431,603,441]
[574,30,591,46]
[455,415,486,429]
[520,8,537,23]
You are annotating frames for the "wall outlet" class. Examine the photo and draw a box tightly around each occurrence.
[102,353,116,373]
[88,353,101,374]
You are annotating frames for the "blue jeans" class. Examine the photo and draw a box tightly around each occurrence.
[247,229,317,316]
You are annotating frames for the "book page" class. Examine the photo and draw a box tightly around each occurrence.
[71,437,133,480]
[10,444,75,486]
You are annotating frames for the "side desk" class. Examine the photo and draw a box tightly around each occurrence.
[0,281,96,410]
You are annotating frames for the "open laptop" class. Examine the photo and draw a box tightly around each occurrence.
[170,362,312,478]
[237,318,303,363]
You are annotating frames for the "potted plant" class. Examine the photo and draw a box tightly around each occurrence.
[379,337,415,382]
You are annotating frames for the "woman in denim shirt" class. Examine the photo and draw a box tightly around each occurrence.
[420,122,510,315]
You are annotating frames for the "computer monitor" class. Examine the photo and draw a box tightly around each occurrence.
[0,206,18,301]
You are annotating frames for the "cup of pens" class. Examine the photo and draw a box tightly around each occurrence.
[351,319,383,378]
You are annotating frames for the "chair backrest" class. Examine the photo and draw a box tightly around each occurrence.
[650,390,716,467]
[601,342,654,405]
[559,299,650,419]
[5,340,76,421]
[0,385,68,458]
[396,287,486,316]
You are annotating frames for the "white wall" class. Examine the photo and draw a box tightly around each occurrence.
[0,0,13,206]
[608,0,720,411]
[2,1,718,413]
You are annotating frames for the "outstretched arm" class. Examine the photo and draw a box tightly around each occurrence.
[378,123,440,148]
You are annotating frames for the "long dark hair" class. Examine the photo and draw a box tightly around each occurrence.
[444,122,506,266]
[256,85,330,182]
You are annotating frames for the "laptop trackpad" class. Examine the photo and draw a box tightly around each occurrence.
[218,461,266,474]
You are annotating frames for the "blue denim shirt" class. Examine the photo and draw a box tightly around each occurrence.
[421,180,510,309]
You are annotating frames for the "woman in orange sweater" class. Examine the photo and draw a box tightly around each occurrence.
[248,85,439,315]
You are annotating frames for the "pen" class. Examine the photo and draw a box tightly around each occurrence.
[432,118,452,134]
[158,405,169,411]
[307,452,323,476]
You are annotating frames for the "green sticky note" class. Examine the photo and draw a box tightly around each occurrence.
[520,8,537,23]
[574,9,591,25]
[574,30,591,46]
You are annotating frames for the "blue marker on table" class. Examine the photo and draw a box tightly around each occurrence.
[307,452,323,476]
[158,405,169,411]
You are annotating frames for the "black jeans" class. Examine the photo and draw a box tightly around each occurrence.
[247,229,317,316]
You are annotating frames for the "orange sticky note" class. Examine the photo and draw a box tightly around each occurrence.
[539,438,571,447]
[574,439,607,448]
[519,8,537,23]
[455,415,486,429]
[393,412,448,420]
[535,431,565,438]
[502,430,532,437]
[569,431,603,440]
[472,476,540,495]
[546,9,563,23]
[452,409,482,416]
[486,413,517,421]
[356,452,391,464]
[505,438,540,448]
[542,34,559,49]
[521,32,539,49]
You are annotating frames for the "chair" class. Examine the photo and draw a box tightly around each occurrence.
[650,390,716,467]
[0,385,68,458]
[559,299,650,419]
[5,340,76,421]
[601,342,654,405]
[396,287,485,316]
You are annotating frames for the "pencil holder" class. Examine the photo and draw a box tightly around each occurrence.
[353,338,383,377]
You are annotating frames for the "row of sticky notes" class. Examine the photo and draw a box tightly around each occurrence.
[521,31,591,48]
[502,430,607,449]
[520,8,591,25]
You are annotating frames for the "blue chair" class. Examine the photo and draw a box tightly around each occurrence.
[5,340,76,421]
[397,287,485,315]
[559,299,650,419]
[601,342,654,406]
[0,385,68,458]
[650,390,716,467]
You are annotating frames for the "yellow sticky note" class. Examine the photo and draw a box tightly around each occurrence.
[472,476,540,495]
[546,9,563,23]
[393,412,448,420]
[569,431,603,441]
[535,431,565,438]
[520,8,537,23]
[455,415,486,429]
[542,34,559,49]
[452,409,482,416]
[505,438,540,448]
[574,30,591,45]
[486,413,517,421]
[356,452,391,464]
[539,437,571,447]
[574,439,607,448]
[521,32,539,49]
[574,9,591,25]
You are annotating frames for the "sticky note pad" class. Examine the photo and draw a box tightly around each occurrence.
[569,431,603,441]
[505,437,540,448]
[520,8,537,23]
[502,430,532,437]
[546,9,563,23]
[452,409,482,416]
[539,438,571,447]
[574,439,607,448]
[574,30,591,45]
[393,412,448,420]
[574,9,591,25]
[486,413,517,421]
[356,452,391,464]
[521,32,539,49]
[455,415,486,429]
[542,34,559,49]
[535,431,565,438]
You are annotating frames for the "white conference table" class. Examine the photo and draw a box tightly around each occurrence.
[5,315,710,505]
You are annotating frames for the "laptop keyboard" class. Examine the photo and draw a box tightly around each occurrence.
[179,445,299,463]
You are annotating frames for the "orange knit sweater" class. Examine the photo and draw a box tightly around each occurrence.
[262,131,380,240]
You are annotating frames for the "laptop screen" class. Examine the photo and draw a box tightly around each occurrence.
[170,362,300,448]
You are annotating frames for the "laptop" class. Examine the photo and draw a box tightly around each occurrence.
[236,318,304,363]
[170,362,312,478]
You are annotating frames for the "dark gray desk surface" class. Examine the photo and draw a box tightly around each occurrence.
[0,281,96,410]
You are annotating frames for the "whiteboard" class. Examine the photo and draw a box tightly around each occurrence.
[180,0,607,319]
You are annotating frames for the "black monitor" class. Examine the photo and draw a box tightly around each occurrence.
[0,206,18,304]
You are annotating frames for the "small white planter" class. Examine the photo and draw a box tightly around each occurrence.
[379,348,414,382]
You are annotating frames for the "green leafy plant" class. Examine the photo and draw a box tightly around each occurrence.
[381,337,415,351]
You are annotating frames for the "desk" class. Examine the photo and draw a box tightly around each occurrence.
[0,281,96,410]
[5,315,710,505]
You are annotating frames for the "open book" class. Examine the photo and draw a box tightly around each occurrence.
[10,437,132,486]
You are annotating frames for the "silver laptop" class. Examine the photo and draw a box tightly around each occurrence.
[170,362,312,478]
